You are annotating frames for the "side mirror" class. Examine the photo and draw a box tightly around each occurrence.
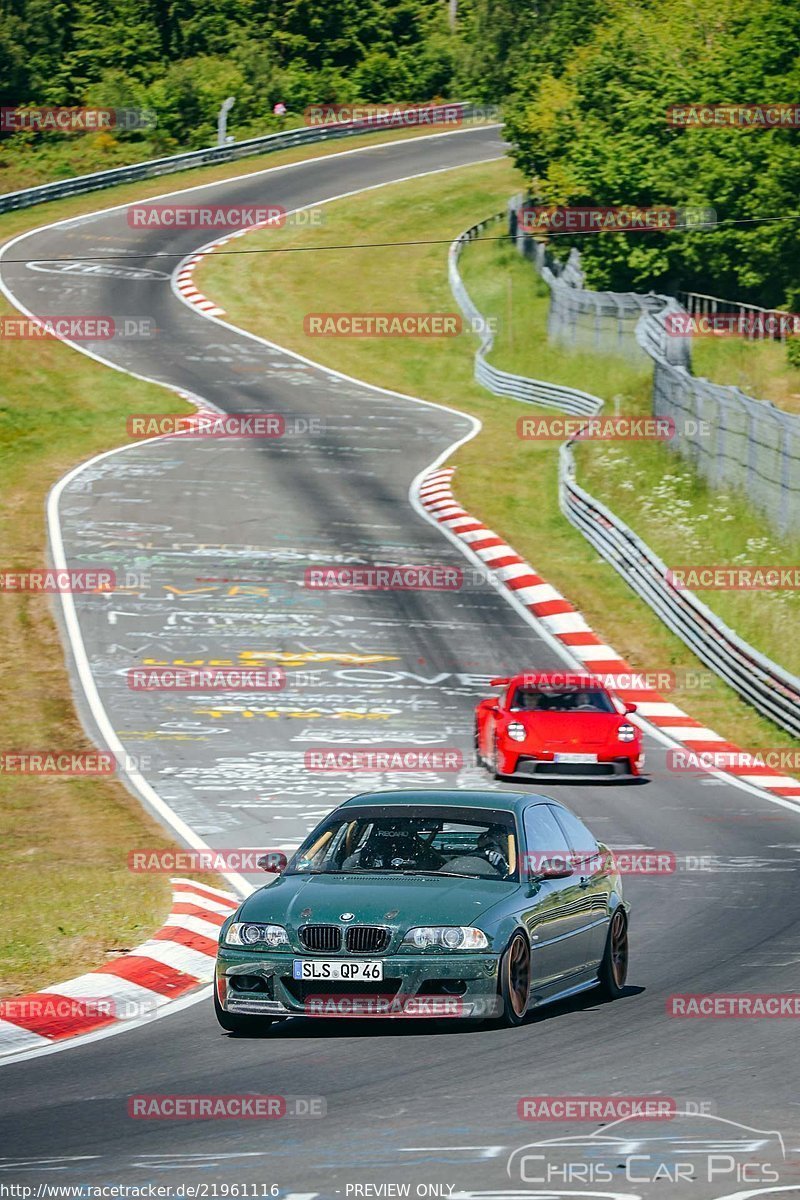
[528,855,575,880]
[490,677,510,686]
[256,852,287,873]
[537,864,575,883]
[625,702,638,713]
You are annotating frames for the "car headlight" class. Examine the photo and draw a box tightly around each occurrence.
[617,723,637,743]
[402,926,489,950]
[506,722,526,743]
[224,922,290,948]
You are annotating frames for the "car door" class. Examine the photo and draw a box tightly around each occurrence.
[520,803,596,992]
[549,803,613,967]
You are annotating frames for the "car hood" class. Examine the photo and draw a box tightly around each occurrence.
[514,711,625,746]
[238,871,518,930]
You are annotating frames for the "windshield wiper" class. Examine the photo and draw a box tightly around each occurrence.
[400,869,477,878]
[295,868,409,875]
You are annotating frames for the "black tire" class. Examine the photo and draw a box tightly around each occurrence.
[496,931,531,1026]
[474,725,485,768]
[491,737,505,781]
[597,909,629,1000]
[214,988,276,1035]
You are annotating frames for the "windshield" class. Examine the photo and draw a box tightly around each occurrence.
[511,686,616,714]
[285,806,519,881]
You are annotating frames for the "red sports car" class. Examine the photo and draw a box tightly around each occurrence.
[475,672,645,780]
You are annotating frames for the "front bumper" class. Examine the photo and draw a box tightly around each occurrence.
[216,947,501,1019]
[500,747,644,779]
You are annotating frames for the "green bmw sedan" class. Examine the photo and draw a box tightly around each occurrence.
[214,789,629,1032]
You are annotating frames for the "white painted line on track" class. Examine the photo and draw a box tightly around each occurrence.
[0,131,505,1063]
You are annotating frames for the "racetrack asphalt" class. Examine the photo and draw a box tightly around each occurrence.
[0,126,798,1200]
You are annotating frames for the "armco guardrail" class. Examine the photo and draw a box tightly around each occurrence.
[450,211,800,737]
[0,104,479,214]
[449,215,603,416]
[505,198,800,536]
[559,440,800,737]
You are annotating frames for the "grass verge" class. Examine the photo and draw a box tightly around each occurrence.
[0,301,185,996]
[689,335,800,415]
[197,158,796,753]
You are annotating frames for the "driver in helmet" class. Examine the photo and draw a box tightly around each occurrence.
[477,828,510,875]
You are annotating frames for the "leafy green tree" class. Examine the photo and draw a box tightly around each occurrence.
[504,0,800,308]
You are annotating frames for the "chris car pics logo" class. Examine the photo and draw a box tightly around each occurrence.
[506,1111,786,1188]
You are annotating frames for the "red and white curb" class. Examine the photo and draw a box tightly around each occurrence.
[0,878,237,1057]
[174,251,226,316]
[174,218,286,317]
[418,467,800,800]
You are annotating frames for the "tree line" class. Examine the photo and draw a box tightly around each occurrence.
[2,0,797,313]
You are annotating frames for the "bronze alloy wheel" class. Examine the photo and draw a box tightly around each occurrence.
[597,909,629,1000]
[610,910,629,989]
[498,932,531,1025]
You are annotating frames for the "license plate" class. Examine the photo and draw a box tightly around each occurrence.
[292,959,384,981]
[554,752,598,764]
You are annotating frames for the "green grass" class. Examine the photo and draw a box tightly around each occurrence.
[462,233,653,405]
[197,158,796,753]
[0,123,457,996]
[0,296,184,996]
[690,335,800,414]
[0,113,474,195]
[463,232,800,679]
